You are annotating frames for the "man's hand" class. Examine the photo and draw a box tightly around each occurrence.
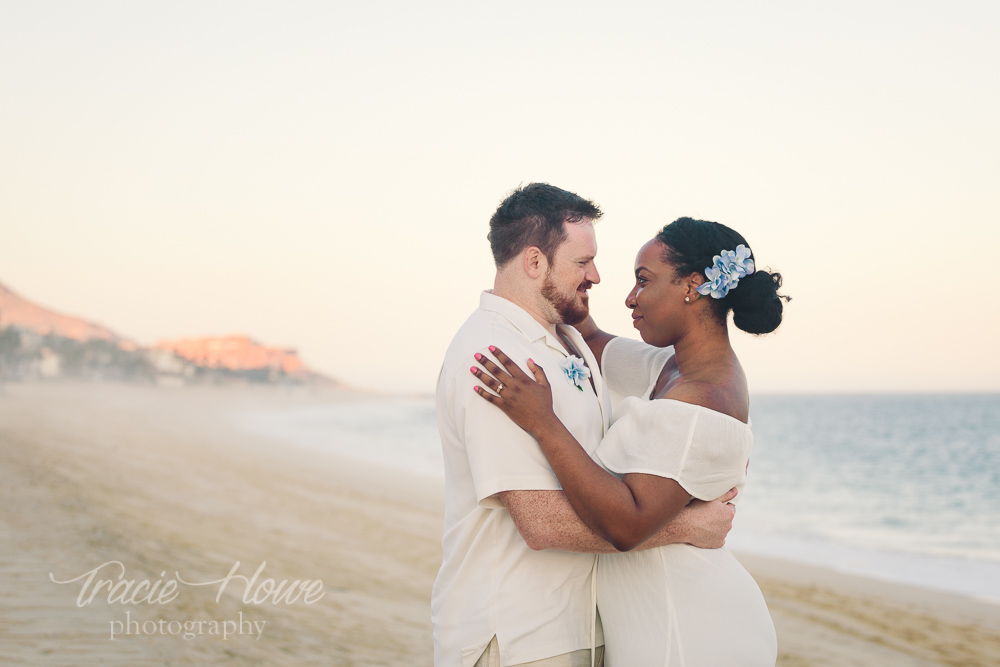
[659,488,737,549]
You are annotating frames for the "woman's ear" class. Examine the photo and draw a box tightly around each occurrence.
[523,247,547,279]
[685,272,705,301]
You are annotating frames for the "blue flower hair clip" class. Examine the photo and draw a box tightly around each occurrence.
[696,244,755,299]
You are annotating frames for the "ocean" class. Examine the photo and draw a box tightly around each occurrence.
[236,393,1000,604]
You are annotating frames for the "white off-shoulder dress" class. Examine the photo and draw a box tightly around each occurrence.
[595,338,777,667]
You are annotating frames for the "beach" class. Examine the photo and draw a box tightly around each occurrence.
[2,383,998,666]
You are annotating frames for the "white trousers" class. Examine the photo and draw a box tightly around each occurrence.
[473,637,605,667]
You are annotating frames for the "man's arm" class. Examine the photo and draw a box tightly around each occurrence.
[498,489,736,553]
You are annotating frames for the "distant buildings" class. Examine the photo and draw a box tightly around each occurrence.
[155,335,305,375]
[0,323,323,386]
[38,347,61,378]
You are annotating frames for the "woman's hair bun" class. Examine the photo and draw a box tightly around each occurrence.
[727,269,787,335]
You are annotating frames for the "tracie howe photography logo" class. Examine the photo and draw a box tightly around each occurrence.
[48,560,324,641]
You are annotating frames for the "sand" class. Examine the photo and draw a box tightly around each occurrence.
[1,382,998,666]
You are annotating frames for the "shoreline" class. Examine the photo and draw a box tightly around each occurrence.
[2,381,998,666]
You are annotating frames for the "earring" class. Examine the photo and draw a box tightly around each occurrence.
[685,296,690,303]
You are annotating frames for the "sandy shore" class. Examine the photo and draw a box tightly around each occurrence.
[1,382,998,666]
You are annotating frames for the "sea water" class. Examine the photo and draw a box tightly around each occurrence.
[238,398,446,478]
[727,393,1000,603]
[236,393,1000,603]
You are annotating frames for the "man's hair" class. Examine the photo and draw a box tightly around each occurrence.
[488,183,602,268]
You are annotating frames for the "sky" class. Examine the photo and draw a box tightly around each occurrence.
[2,1,998,393]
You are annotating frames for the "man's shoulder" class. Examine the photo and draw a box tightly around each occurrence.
[440,309,535,376]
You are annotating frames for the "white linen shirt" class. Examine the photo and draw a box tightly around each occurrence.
[432,291,611,667]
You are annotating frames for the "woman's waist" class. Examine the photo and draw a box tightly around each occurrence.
[598,543,741,573]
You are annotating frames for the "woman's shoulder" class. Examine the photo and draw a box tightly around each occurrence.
[662,381,749,425]
[616,394,751,434]
[602,337,675,402]
[603,336,673,364]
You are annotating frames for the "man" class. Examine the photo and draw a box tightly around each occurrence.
[432,183,735,667]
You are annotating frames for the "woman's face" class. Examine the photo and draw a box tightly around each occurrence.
[625,239,690,347]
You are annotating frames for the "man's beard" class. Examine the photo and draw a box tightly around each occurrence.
[541,272,590,325]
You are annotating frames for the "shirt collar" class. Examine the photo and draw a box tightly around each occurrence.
[479,290,609,432]
[479,290,572,357]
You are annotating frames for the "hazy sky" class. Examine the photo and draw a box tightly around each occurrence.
[3,1,998,393]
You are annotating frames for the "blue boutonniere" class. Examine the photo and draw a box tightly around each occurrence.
[559,356,591,391]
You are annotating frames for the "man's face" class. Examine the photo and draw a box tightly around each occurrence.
[540,220,601,325]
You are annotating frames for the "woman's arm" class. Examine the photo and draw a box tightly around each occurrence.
[472,348,693,552]
[573,315,617,373]
[531,418,691,552]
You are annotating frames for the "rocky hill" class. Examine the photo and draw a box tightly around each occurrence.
[0,282,123,342]
[0,280,330,385]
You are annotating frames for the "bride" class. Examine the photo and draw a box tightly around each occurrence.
[472,217,786,665]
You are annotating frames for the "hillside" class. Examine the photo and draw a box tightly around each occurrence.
[0,280,329,384]
[0,282,123,342]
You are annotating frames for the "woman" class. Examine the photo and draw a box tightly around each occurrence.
[471,217,787,665]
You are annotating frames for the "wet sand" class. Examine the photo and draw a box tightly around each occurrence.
[1,382,997,666]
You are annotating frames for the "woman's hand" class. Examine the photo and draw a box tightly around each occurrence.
[471,346,557,436]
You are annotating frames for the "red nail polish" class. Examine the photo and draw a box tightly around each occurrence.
[489,345,496,352]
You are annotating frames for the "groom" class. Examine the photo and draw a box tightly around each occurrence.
[432,183,735,667]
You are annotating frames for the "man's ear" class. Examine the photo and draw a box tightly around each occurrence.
[523,247,547,279]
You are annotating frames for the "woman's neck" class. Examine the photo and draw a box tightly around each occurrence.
[672,321,735,378]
